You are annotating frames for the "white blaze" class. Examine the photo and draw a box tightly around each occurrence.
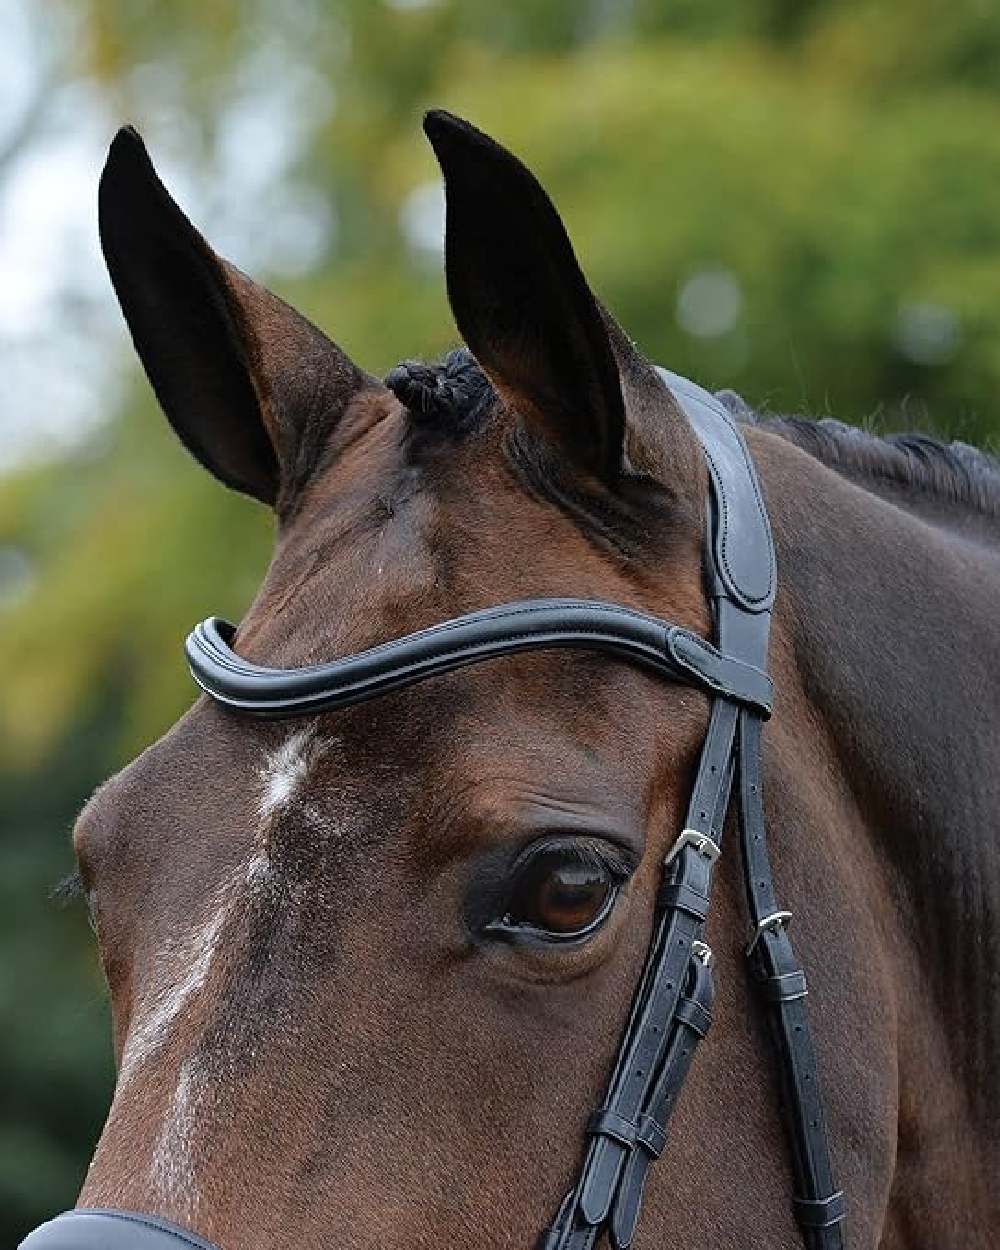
[118,900,230,1089]
[117,892,231,1212]
[113,727,326,1209]
[150,1062,202,1220]
[259,728,316,820]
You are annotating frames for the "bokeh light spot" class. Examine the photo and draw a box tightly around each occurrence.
[676,269,743,339]
[893,302,961,367]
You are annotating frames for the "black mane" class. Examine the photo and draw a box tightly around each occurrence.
[766,418,1000,518]
[719,391,1000,520]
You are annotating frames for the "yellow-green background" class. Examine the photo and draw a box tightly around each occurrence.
[3,2,999,1239]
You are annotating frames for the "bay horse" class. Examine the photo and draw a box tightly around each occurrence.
[22,111,1000,1249]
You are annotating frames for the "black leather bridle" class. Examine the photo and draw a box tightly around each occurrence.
[20,369,844,1250]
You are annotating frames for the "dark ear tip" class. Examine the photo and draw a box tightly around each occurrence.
[100,125,156,202]
[422,109,462,139]
[99,126,194,272]
[105,124,148,166]
[422,109,497,159]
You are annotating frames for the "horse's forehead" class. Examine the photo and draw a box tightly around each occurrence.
[86,413,674,856]
[245,424,611,664]
[244,464,446,663]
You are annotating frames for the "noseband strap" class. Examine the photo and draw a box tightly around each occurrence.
[18,1210,219,1250]
[182,369,842,1249]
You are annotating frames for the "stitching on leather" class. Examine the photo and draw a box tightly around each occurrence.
[198,601,669,678]
[704,409,775,606]
[668,630,772,701]
[194,603,671,678]
[198,625,672,681]
[206,629,685,698]
[195,617,771,714]
[675,378,775,606]
[668,629,721,662]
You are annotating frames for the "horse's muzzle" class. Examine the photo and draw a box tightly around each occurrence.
[19,1209,221,1250]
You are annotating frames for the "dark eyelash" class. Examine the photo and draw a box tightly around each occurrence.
[50,870,85,907]
[520,836,638,884]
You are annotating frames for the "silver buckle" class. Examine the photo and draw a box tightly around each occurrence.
[663,827,720,869]
[690,940,713,967]
[745,910,793,957]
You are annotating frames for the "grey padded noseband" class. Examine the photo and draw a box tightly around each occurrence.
[20,1210,219,1250]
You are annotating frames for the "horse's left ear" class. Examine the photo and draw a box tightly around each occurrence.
[424,110,626,484]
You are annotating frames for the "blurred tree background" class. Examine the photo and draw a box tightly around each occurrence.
[2,0,1000,1239]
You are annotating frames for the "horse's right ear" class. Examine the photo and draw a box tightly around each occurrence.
[98,127,372,508]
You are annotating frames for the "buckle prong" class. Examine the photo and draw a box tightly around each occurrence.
[664,827,720,869]
[690,940,713,967]
[745,910,793,957]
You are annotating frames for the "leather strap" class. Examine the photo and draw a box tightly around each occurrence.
[738,713,845,1250]
[656,367,776,613]
[539,943,717,1250]
[186,599,773,720]
[539,373,842,1250]
[540,681,739,1249]
[610,957,715,1250]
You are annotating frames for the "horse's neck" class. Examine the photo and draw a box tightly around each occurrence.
[770,438,1000,868]
[760,431,1000,1221]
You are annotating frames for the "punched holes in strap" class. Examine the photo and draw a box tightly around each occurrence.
[793,1192,846,1231]
[605,958,717,1250]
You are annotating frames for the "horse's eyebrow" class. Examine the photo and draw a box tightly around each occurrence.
[510,802,646,861]
[469,781,648,860]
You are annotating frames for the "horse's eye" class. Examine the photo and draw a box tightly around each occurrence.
[496,843,620,941]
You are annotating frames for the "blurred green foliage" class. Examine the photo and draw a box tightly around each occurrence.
[3,0,1000,1239]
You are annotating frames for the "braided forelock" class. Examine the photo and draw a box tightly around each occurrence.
[385,348,496,433]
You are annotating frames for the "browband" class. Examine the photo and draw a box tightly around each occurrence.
[184,367,777,720]
[185,600,773,719]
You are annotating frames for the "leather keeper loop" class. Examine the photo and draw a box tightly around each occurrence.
[587,1108,637,1149]
[635,1114,668,1159]
[759,970,808,1002]
[793,1192,846,1229]
[657,881,710,922]
[674,994,713,1038]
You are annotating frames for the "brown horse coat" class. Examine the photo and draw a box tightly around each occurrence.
[68,112,1000,1249]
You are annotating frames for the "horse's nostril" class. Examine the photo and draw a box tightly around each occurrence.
[19,1208,222,1250]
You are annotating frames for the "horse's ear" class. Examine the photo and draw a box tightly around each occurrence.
[424,110,625,484]
[98,127,372,507]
